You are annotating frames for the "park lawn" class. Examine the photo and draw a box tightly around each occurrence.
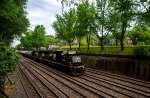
[60,45,150,55]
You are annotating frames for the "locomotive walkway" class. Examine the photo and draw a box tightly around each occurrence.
[11,57,150,98]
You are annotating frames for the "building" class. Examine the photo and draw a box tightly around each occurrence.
[48,42,66,50]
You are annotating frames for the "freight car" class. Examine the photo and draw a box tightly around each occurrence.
[20,50,85,75]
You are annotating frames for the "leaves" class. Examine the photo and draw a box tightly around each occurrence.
[0,0,29,44]
[19,25,48,49]
[0,44,21,72]
[129,25,150,45]
[52,8,77,44]
[55,0,150,49]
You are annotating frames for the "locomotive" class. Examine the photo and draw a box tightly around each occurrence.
[20,50,85,75]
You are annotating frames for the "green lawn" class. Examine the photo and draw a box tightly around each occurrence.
[59,45,150,55]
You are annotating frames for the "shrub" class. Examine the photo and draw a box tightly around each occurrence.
[0,43,21,94]
[133,46,148,59]
[0,45,21,72]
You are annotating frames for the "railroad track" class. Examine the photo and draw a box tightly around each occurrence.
[17,65,42,98]
[82,72,150,98]
[22,57,150,98]
[86,68,150,88]
[23,58,105,98]
[85,68,150,94]
[22,61,89,98]
[18,63,63,98]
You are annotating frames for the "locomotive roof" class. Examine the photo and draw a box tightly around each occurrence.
[31,50,76,54]
[32,50,63,53]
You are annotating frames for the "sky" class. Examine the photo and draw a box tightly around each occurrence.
[26,0,62,36]
[13,0,62,46]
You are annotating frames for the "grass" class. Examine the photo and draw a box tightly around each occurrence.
[59,45,150,55]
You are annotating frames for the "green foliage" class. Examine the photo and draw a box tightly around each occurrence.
[60,45,150,55]
[138,0,150,26]
[133,46,148,59]
[80,38,87,46]
[129,25,150,45]
[20,31,34,48]
[137,42,146,45]
[19,25,49,49]
[0,44,21,73]
[0,0,29,44]
[52,8,77,49]
[33,25,46,49]
[78,1,97,50]
[0,44,21,96]
[57,0,150,52]
[112,0,136,51]
[44,36,54,47]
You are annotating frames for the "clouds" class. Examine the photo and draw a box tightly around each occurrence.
[26,0,62,35]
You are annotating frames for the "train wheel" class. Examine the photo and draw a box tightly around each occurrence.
[71,68,84,76]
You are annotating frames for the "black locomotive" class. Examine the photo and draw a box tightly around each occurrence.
[20,50,85,75]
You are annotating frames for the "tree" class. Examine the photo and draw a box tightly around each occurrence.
[129,24,150,45]
[0,0,28,96]
[0,0,29,44]
[0,43,20,97]
[137,0,150,26]
[104,33,114,45]
[19,25,47,50]
[106,11,122,46]
[94,0,113,50]
[32,25,46,49]
[75,0,94,50]
[85,1,97,51]
[20,31,34,49]
[111,0,135,51]
[52,8,77,50]
[44,35,57,48]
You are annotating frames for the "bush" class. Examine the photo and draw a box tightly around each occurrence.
[133,46,148,59]
[0,44,21,98]
[137,42,146,45]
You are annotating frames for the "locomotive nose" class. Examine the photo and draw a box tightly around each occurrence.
[71,66,85,75]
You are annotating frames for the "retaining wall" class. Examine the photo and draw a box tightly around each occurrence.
[81,55,150,81]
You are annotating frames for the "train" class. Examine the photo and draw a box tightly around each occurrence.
[19,50,85,75]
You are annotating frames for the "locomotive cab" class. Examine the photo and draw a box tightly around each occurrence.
[63,51,84,75]
[65,51,81,64]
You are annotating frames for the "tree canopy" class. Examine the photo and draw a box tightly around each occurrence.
[19,25,53,49]
[0,0,29,96]
[52,8,77,49]
[55,0,150,50]
[0,0,29,44]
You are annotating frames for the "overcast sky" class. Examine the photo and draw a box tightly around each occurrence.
[26,0,62,36]
[13,0,62,46]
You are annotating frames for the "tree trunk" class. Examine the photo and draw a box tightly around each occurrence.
[69,43,71,50]
[101,21,104,51]
[100,39,104,51]
[132,39,137,45]
[78,38,81,51]
[120,21,127,51]
[116,38,118,46]
[120,37,124,51]
[87,34,90,51]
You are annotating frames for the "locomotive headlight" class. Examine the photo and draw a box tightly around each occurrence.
[72,56,81,63]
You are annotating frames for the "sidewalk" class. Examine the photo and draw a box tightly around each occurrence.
[7,70,28,98]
